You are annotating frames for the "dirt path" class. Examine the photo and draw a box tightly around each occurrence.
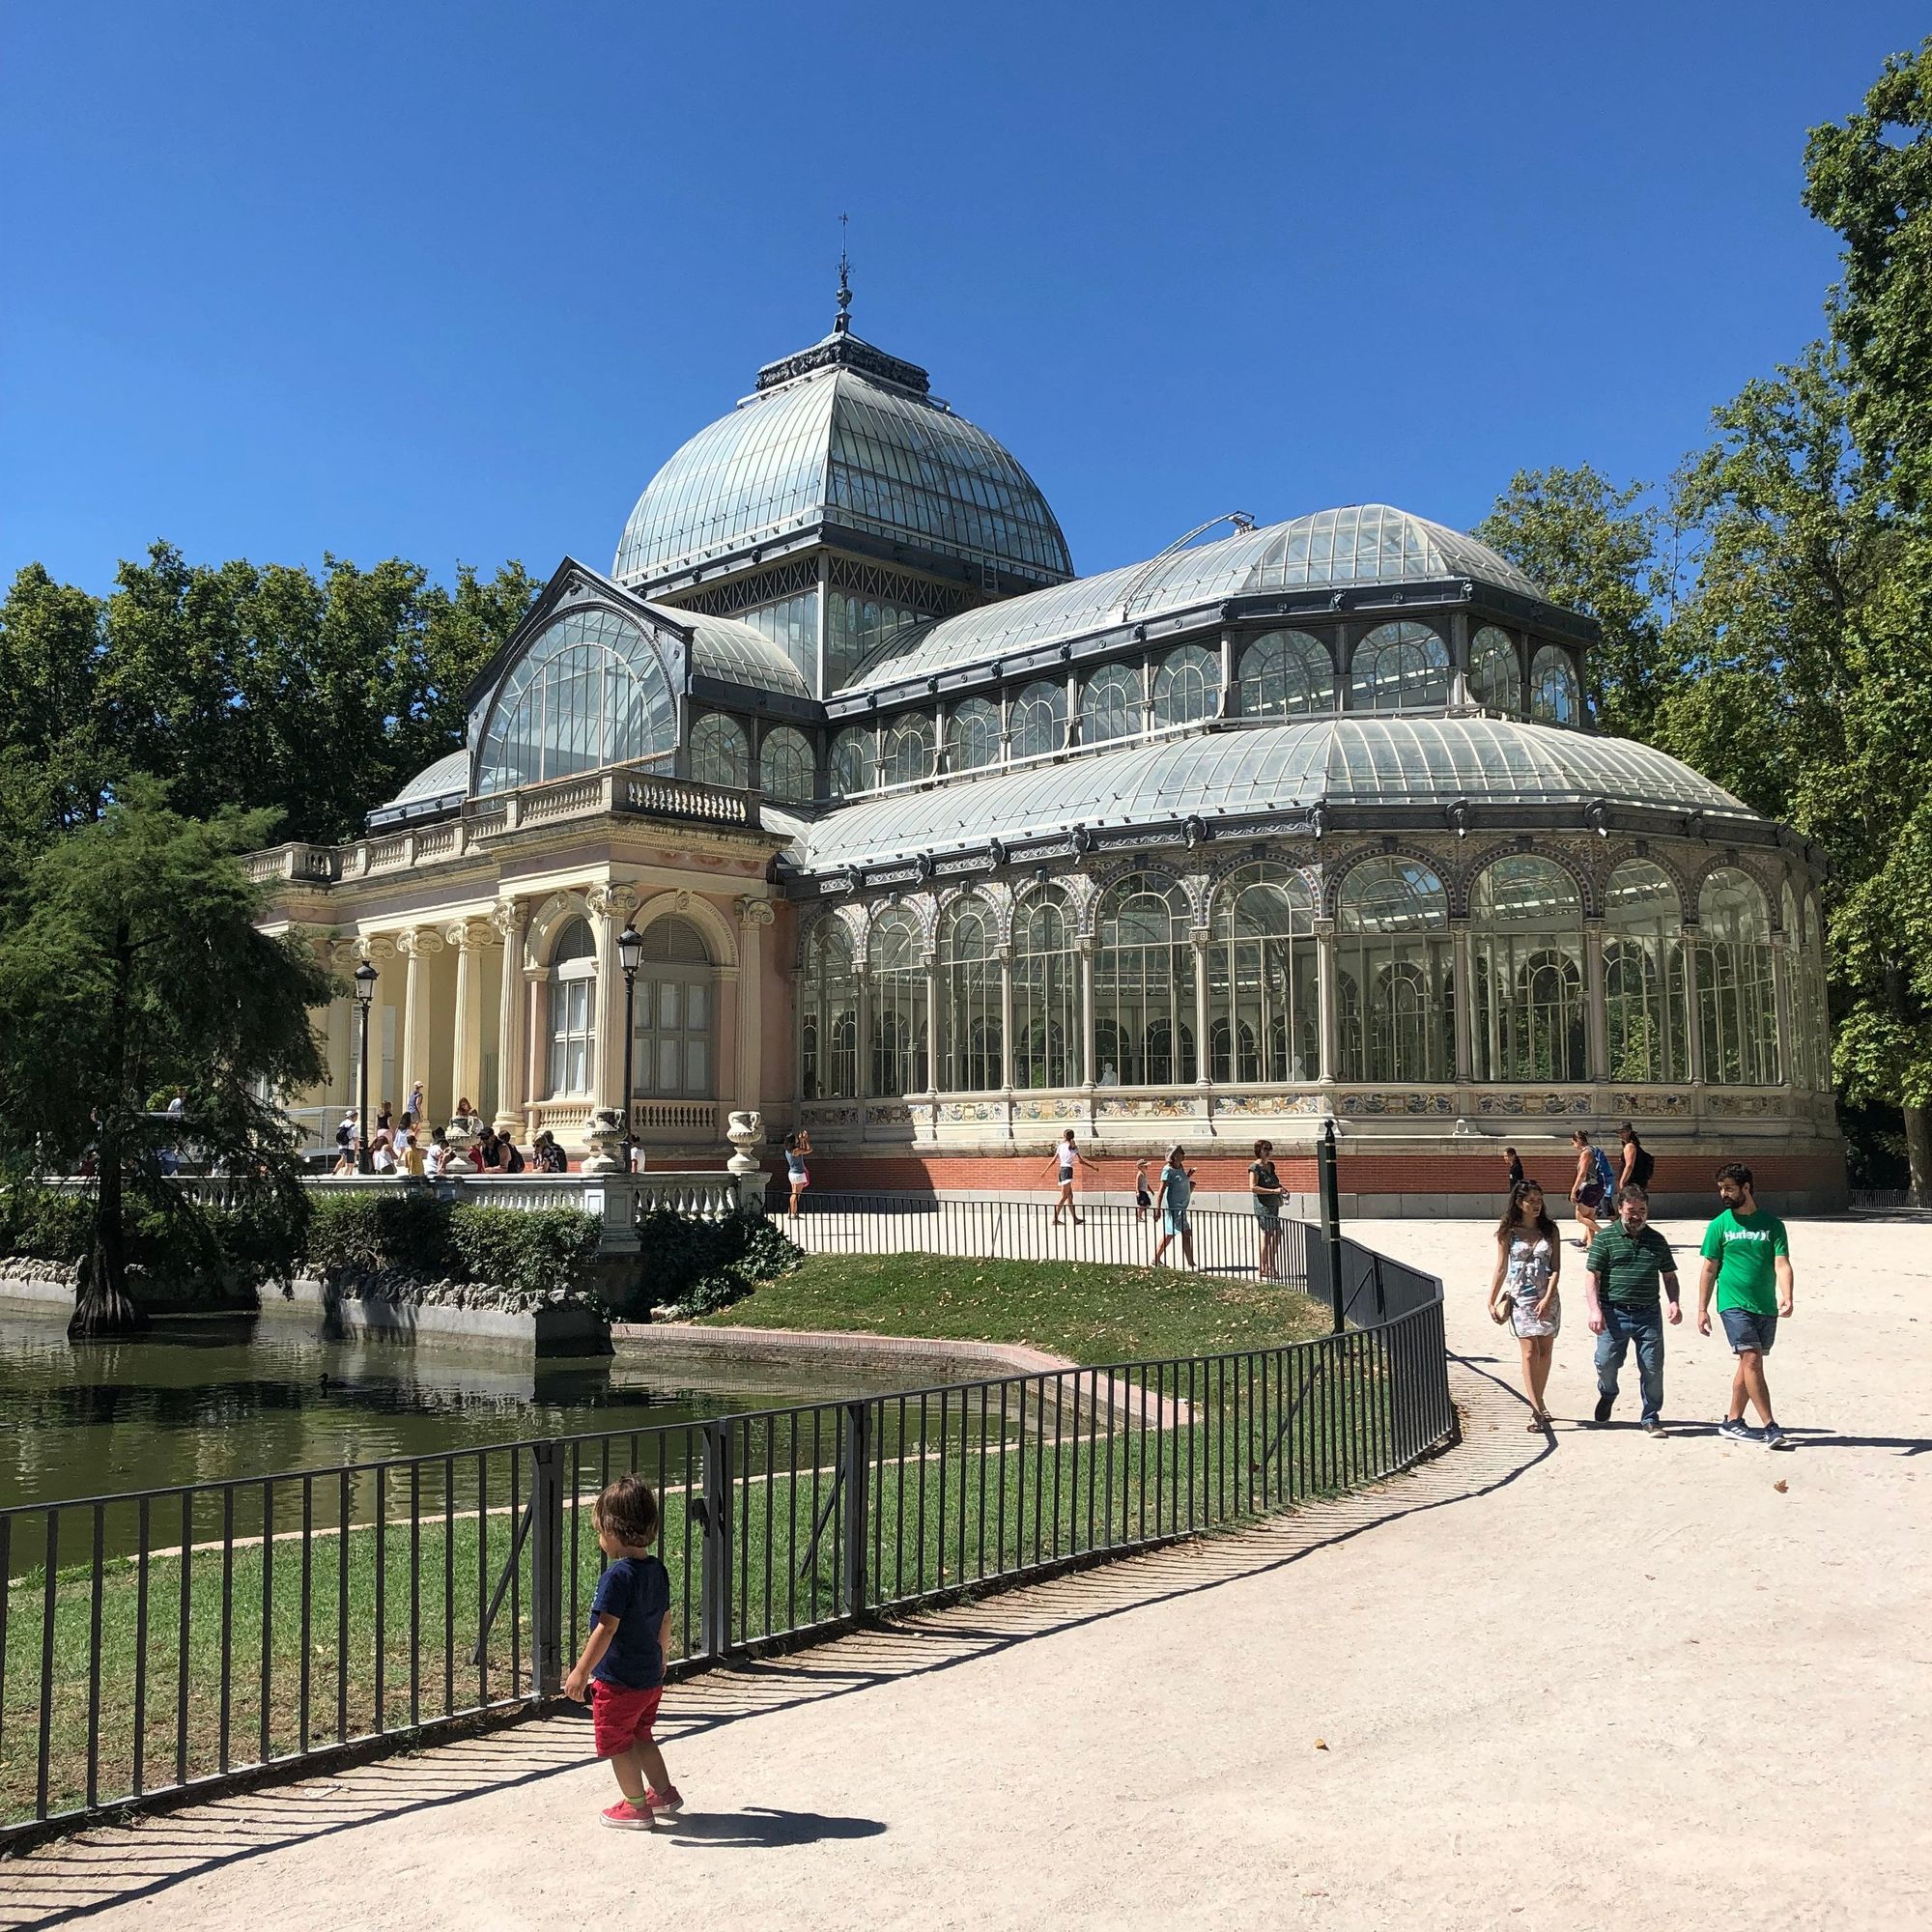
[5,1215,1927,1930]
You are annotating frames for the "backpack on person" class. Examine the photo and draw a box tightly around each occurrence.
[503,1142,526,1174]
[1629,1143,1655,1190]
[1592,1145,1616,1196]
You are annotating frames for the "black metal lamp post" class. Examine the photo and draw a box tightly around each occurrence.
[353,961,379,1175]
[617,923,644,1174]
[1318,1116,1345,1334]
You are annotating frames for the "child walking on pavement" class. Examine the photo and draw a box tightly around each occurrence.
[564,1474,683,1830]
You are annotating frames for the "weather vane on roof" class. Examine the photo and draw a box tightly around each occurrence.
[835,213,852,334]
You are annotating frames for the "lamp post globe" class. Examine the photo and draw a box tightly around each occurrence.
[353,961,379,1176]
[616,924,644,1173]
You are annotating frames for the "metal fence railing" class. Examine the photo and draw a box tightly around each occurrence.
[0,1214,1452,1846]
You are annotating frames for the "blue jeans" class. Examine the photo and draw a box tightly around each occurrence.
[1595,1301,1664,1423]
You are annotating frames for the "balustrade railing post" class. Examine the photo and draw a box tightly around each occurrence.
[839,1401,871,1619]
[528,1440,565,1699]
[699,1419,733,1660]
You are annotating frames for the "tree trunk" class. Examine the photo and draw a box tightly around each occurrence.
[1905,1103,1932,1209]
[69,918,148,1340]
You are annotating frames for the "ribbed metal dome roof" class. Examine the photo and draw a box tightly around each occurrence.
[611,336,1071,591]
[786,718,1755,872]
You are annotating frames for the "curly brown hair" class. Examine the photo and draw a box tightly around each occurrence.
[592,1474,661,1549]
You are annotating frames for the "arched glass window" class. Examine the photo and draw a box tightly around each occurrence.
[1009,680,1067,762]
[1237,629,1334,719]
[1094,872,1196,1086]
[478,606,678,794]
[830,725,876,798]
[1467,626,1521,713]
[1804,895,1832,1093]
[879,715,934,787]
[1604,860,1690,1083]
[546,917,598,1097]
[1697,868,1779,1085]
[1469,857,1586,1082]
[1208,865,1318,1083]
[689,712,749,789]
[632,916,712,1097]
[759,724,814,805]
[1529,647,1581,724]
[1781,883,1808,1092]
[868,908,928,1095]
[1012,888,1079,1088]
[946,697,1002,774]
[1151,645,1219,728]
[800,922,858,1100]
[1335,858,1454,1083]
[1348,621,1449,714]
[1081,662,1143,747]
[940,898,1002,1091]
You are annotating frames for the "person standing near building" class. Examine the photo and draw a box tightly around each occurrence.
[1249,1140,1284,1280]
[1698,1162,1795,1448]
[1583,1182,1681,1436]
[1569,1129,1611,1246]
[1152,1146,1197,1270]
[1617,1122,1654,1205]
[1505,1146,1524,1190]
[1044,1129,1094,1227]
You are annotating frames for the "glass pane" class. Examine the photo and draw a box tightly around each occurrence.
[659,981,680,1030]
[686,1040,708,1093]
[659,1038,680,1090]
[687,982,709,1030]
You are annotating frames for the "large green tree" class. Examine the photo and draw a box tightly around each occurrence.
[0,794,338,1334]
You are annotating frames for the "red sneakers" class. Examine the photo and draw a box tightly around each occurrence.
[642,1786,684,1816]
[600,1799,653,1831]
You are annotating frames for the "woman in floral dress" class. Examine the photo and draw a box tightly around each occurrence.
[1490,1179,1561,1430]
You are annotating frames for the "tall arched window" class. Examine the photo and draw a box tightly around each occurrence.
[1469,856,1587,1082]
[1012,889,1079,1088]
[1604,860,1690,1083]
[759,724,814,804]
[1081,662,1143,747]
[689,712,749,789]
[800,922,858,1100]
[1529,647,1581,724]
[633,917,712,1096]
[1804,895,1832,1093]
[1349,622,1449,714]
[831,725,875,798]
[868,908,928,1095]
[478,607,678,793]
[1237,630,1334,718]
[1697,868,1779,1085]
[546,918,598,1097]
[1151,646,1219,728]
[879,715,934,787]
[1335,858,1454,1082]
[940,898,1002,1091]
[1781,883,1809,1092]
[1094,872,1196,1086]
[946,697,1001,774]
[1209,865,1318,1082]
[1009,680,1067,761]
[1467,627,1521,713]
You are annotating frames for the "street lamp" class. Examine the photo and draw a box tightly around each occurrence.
[354,961,379,1175]
[616,924,644,1174]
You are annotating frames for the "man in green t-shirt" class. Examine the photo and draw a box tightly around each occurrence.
[1698,1161,1795,1448]
[1583,1183,1682,1435]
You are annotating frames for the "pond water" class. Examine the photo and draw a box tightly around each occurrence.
[0,1310,958,1527]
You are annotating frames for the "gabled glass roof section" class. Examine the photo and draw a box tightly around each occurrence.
[785,719,1753,871]
[680,611,811,697]
[842,506,1551,692]
[612,344,1072,590]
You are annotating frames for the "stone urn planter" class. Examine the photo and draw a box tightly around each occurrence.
[582,1106,629,1176]
[725,1109,764,1175]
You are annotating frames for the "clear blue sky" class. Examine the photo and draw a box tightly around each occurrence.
[2,1,1922,596]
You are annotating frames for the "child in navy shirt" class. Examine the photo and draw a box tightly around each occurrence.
[563,1474,680,1830]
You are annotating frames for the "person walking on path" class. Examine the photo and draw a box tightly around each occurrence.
[1044,1129,1094,1226]
[1152,1145,1197,1269]
[1698,1162,1795,1448]
[1617,1122,1655,1204]
[1490,1180,1561,1430]
[1249,1140,1284,1280]
[1569,1129,1613,1245]
[1505,1146,1524,1190]
[562,1475,681,1832]
[1134,1157,1152,1225]
[1583,1182,1681,1435]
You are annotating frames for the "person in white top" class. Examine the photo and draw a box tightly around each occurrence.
[1042,1129,1095,1227]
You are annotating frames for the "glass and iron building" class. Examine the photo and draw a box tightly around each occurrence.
[250,302,1845,1210]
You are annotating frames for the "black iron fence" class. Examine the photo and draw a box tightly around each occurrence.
[0,1217,1452,1845]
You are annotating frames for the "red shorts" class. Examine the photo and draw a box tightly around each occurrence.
[590,1680,663,1758]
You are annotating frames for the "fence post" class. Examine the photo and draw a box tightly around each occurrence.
[699,1419,733,1660]
[840,1401,871,1619]
[1318,1118,1345,1334]
[528,1440,565,1699]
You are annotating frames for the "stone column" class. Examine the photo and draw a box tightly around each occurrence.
[997,943,1015,1092]
[1583,921,1608,1083]
[446,919,491,1119]
[737,895,775,1117]
[586,883,639,1125]
[1191,929,1212,1089]
[491,899,528,1133]
[524,964,550,1126]
[1316,920,1339,1083]
[1451,921,1474,1085]
[1683,928,1705,1085]
[1078,935,1096,1094]
[395,926,442,1120]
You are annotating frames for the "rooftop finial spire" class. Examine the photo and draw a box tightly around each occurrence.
[835,213,852,334]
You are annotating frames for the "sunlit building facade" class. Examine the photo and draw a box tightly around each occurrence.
[251,303,1845,1209]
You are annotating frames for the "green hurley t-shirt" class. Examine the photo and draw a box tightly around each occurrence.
[1701,1208,1788,1315]
[1585,1223,1677,1306]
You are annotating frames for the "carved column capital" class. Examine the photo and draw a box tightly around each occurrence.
[586,882,641,923]
[442,918,495,952]
[489,896,527,941]
[394,926,443,962]
[738,895,777,929]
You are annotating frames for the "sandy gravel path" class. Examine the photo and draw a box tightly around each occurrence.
[4,1215,1927,1931]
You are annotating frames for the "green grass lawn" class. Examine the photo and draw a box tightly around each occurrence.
[702,1253,1333,1362]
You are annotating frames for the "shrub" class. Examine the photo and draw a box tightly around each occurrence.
[302,1190,602,1299]
[638,1208,802,1321]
